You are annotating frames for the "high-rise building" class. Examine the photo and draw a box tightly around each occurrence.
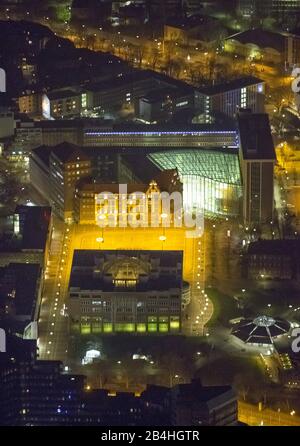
[238,112,276,224]
[48,143,92,222]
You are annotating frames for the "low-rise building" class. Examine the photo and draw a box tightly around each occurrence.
[136,87,198,123]
[225,28,300,67]
[246,239,300,280]
[43,90,82,119]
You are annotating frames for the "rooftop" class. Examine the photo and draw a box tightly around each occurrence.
[238,113,276,160]
[198,76,263,96]
[248,239,300,256]
[50,142,91,164]
[140,86,193,103]
[226,29,285,53]
[69,250,184,292]
[47,90,80,101]
[14,205,51,251]
[0,262,40,317]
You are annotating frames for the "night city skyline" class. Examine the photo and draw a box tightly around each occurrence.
[1,0,300,431]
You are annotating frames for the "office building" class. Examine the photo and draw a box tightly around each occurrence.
[12,119,43,156]
[171,380,238,426]
[26,119,238,149]
[238,112,276,224]
[246,239,300,280]
[0,262,41,340]
[197,77,265,122]
[0,205,52,269]
[68,250,185,335]
[30,143,92,221]
[83,125,238,148]
[74,169,182,225]
[42,90,82,119]
[49,143,91,222]
[136,87,198,123]
[0,337,238,426]
[0,109,14,139]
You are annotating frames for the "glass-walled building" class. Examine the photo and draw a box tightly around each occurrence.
[149,149,242,217]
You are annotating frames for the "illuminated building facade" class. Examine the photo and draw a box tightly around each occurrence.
[74,170,182,225]
[83,128,238,148]
[197,77,265,122]
[48,143,92,222]
[149,149,242,217]
[68,250,185,335]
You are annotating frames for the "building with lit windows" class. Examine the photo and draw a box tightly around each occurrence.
[197,77,265,122]
[74,169,182,225]
[83,125,238,148]
[30,143,92,221]
[68,250,186,335]
[149,149,242,217]
[43,90,82,119]
[238,112,276,224]
[31,120,238,149]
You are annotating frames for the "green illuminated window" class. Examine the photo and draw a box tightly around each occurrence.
[103,323,113,333]
[170,321,180,330]
[115,323,135,332]
[137,323,146,333]
[148,323,157,332]
[159,323,169,332]
[81,324,91,335]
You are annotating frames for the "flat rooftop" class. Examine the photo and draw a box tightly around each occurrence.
[0,262,40,317]
[238,113,276,160]
[15,205,51,251]
[198,76,263,96]
[69,250,184,293]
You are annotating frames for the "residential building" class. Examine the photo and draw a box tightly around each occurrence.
[0,263,41,340]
